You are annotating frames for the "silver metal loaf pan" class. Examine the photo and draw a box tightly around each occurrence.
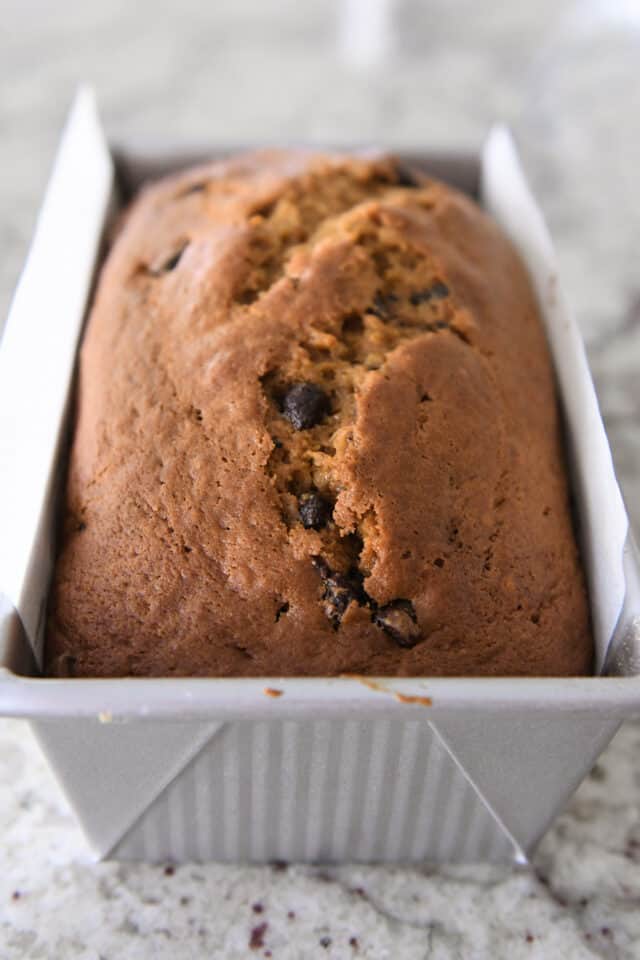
[0,89,638,865]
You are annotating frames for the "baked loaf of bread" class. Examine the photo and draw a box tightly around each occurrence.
[46,150,592,677]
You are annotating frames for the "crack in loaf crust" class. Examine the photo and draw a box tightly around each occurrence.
[46,150,593,677]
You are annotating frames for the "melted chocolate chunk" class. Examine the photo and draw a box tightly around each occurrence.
[150,244,188,275]
[313,557,365,627]
[323,573,357,624]
[275,601,289,622]
[299,492,332,529]
[395,164,422,187]
[370,291,399,320]
[431,281,450,299]
[410,281,449,305]
[282,382,330,430]
[373,599,421,647]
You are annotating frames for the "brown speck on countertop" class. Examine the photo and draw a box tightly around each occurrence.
[263,687,283,698]
[319,936,332,948]
[11,891,21,901]
[163,865,175,877]
[349,935,359,949]
[252,902,264,914]
[287,910,296,920]
[250,922,268,950]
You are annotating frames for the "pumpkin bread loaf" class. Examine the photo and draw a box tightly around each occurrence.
[46,150,592,677]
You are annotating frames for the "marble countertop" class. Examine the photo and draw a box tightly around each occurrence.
[1,0,640,957]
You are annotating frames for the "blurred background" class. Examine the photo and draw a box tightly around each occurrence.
[2,0,639,527]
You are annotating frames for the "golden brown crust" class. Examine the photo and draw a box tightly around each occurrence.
[46,150,592,677]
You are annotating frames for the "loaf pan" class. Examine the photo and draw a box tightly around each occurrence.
[0,88,639,864]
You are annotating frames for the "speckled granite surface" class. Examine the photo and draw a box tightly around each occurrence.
[1,0,640,957]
